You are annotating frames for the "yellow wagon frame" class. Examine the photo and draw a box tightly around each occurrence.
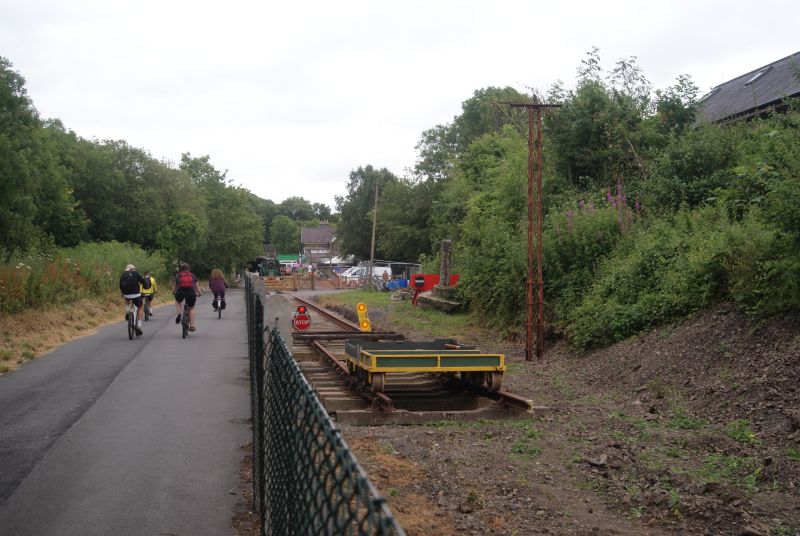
[344,339,505,392]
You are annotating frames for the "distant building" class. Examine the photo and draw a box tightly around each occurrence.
[697,51,800,124]
[300,223,336,266]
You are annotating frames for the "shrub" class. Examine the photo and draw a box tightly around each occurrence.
[564,206,776,348]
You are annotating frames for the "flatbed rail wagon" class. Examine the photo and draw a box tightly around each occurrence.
[344,338,505,393]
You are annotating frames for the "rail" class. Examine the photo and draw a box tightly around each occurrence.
[245,275,405,535]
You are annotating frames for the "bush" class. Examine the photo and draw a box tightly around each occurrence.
[545,189,639,316]
[640,122,741,212]
[564,207,778,348]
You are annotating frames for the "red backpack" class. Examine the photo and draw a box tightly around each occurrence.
[177,271,194,289]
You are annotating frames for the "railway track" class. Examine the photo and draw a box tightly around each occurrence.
[290,296,545,425]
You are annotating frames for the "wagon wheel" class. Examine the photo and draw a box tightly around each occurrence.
[465,371,486,388]
[485,372,503,393]
[370,372,385,393]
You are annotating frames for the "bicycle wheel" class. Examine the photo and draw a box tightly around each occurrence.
[181,305,189,338]
[134,306,142,337]
[127,308,135,340]
[217,297,222,319]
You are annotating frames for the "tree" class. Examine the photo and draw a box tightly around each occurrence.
[377,178,435,262]
[654,74,700,134]
[311,202,332,221]
[335,165,398,260]
[279,196,315,221]
[269,215,299,253]
[0,57,42,251]
[29,123,88,246]
[156,210,208,270]
[180,154,264,273]
[453,86,529,152]
[414,123,457,183]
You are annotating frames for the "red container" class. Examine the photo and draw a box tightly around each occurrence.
[410,274,460,292]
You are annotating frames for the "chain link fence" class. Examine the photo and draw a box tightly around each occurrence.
[245,275,405,536]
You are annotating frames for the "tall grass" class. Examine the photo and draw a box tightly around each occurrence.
[0,241,166,314]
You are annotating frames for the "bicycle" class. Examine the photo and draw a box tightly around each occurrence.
[181,300,190,338]
[125,300,141,340]
[143,296,153,321]
[214,293,223,319]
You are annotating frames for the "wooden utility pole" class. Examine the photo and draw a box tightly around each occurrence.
[369,182,379,280]
[508,101,560,360]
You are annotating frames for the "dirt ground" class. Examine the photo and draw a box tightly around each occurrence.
[335,303,800,536]
[231,299,799,536]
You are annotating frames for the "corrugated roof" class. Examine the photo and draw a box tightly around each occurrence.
[697,51,800,123]
[300,224,335,244]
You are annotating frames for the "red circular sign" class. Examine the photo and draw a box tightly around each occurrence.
[293,313,311,331]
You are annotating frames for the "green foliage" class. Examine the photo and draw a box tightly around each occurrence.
[545,68,659,192]
[377,178,436,262]
[565,207,771,348]
[0,59,269,280]
[0,241,165,314]
[545,199,636,317]
[180,154,263,273]
[156,210,208,271]
[335,165,398,260]
[653,74,700,135]
[666,414,706,430]
[269,215,300,254]
[511,439,541,458]
[701,454,762,492]
[640,122,741,212]
[452,86,529,152]
[725,419,758,444]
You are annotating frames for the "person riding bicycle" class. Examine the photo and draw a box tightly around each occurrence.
[119,264,146,336]
[140,270,157,316]
[208,268,229,311]
[171,262,202,332]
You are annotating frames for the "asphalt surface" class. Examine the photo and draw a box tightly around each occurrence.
[0,290,251,536]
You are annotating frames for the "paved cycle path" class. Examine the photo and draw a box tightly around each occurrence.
[0,290,250,536]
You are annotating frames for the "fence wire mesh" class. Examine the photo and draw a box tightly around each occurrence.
[245,276,405,536]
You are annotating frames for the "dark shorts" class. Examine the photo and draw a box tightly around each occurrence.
[142,294,154,302]
[124,295,143,308]
[174,289,197,307]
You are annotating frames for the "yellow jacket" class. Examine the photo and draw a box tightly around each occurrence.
[140,276,157,295]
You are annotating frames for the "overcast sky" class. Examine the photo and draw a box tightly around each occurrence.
[2,0,798,209]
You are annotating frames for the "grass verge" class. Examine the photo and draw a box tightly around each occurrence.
[0,292,172,374]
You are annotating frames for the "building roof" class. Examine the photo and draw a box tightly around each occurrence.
[300,224,335,244]
[697,51,800,123]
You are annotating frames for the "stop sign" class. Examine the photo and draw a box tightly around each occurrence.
[292,313,311,331]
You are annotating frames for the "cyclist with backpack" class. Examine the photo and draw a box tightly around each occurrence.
[171,262,202,332]
[140,270,157,317]
[119,264,146,336]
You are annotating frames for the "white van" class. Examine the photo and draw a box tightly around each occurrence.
[338,266,359,279]
[341,265,392,282]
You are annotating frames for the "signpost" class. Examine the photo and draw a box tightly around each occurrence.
[292,306,311,331]
[356,303,371,332]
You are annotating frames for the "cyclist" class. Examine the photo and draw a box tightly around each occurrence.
[208,268,229,311]
[171,262,202,332]
[119,264,146,336]
[140,270,157,317]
